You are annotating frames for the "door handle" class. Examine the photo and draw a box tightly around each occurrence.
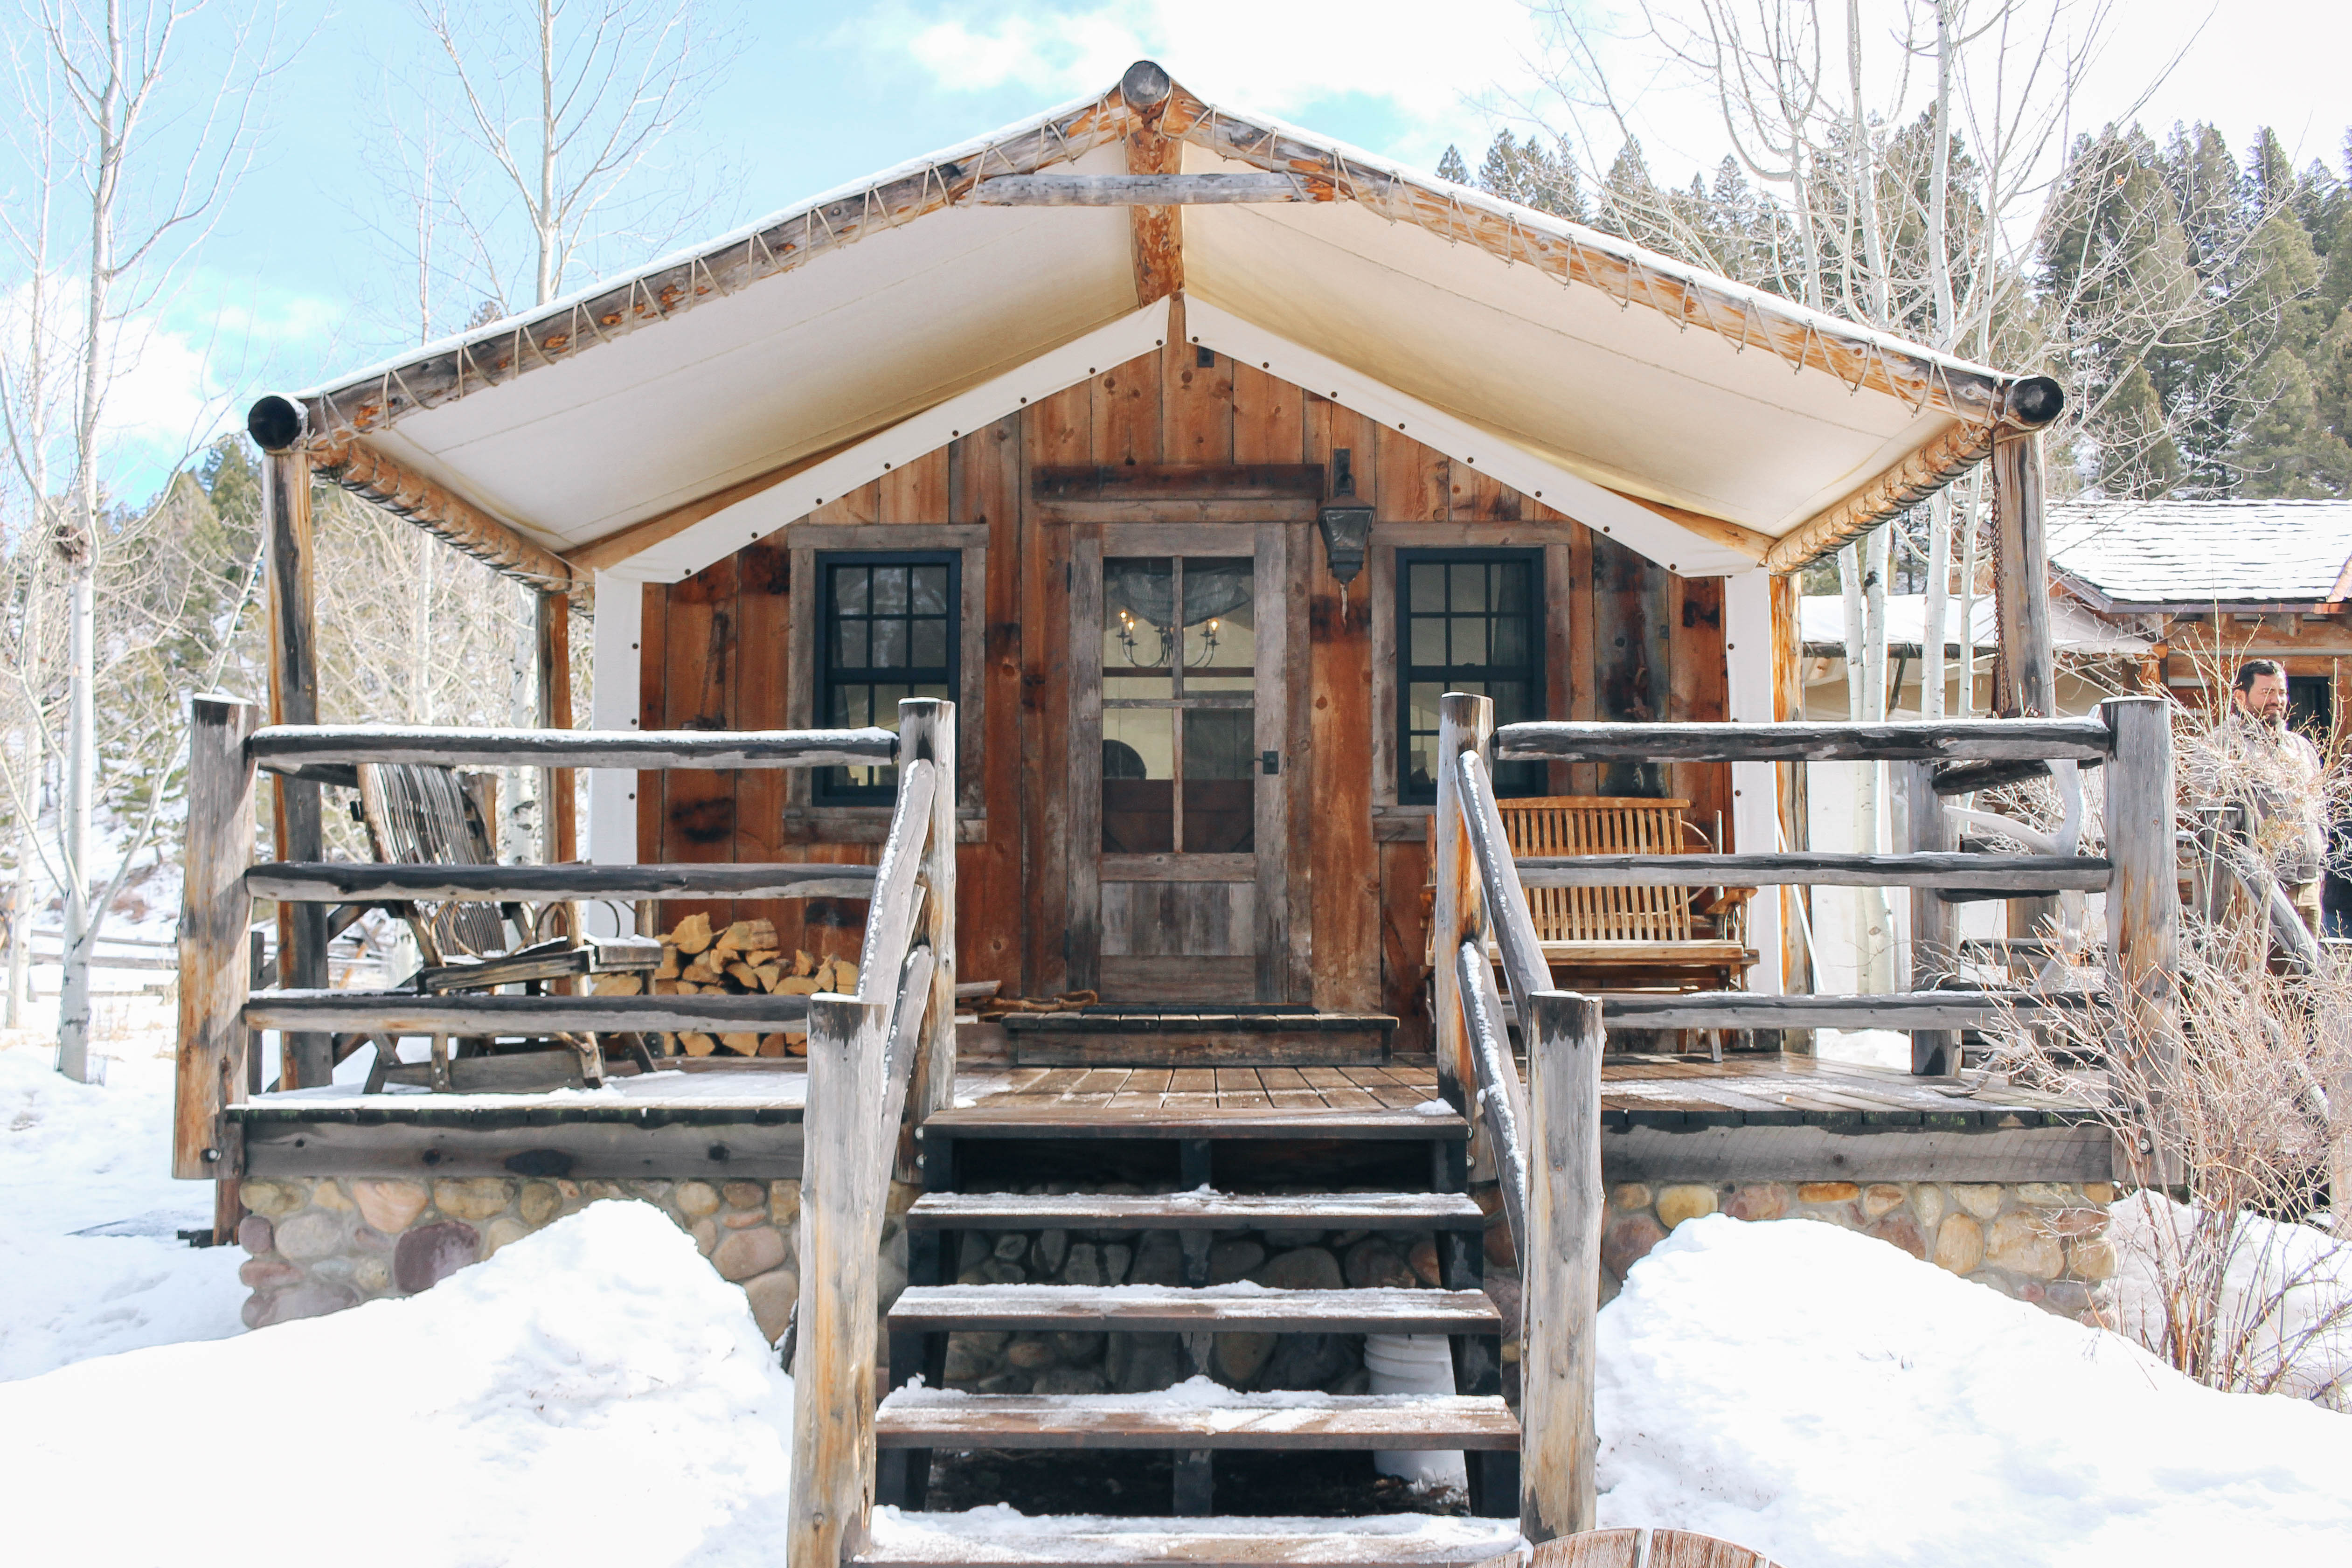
[1261,750,1280,776]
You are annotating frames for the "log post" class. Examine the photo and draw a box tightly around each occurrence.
[257,421,331,1088]
[535,590,577,865]
[896,699,958,1177]
[1898,760,1959,1075]
[1989,430,2055,719]
[175,696,257,1179]
[788,992,891,1568]
[1432,692,1495,1112]
[1520,989,1603,1544]
[2102,696,2180,1107]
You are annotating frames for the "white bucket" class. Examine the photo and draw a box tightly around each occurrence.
[1362,1333,1468,1488]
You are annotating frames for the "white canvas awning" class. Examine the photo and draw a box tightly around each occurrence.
[271,64,2056,592]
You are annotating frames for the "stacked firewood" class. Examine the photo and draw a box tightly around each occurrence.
[591,912,857,1058]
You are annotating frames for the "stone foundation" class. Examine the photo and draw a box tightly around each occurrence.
[233,1175,811,1339]
[1591,1178,2117,1324]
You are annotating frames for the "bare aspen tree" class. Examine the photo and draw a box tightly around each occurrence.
[0,39,69,1030]
[11,0,277,1078]
[375,0,731,862]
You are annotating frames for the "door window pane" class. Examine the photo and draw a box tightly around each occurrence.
[1104,557,1176,698]
[1183,708,1256,853]
[1102,707,1174,853]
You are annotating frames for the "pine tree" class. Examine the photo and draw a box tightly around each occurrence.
[1436,144,1469,186]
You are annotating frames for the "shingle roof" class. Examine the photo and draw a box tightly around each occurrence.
[2047,499,2352,607]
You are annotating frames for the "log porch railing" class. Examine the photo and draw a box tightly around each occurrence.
[177,695,959,1568]
[1429,690,2178,1546]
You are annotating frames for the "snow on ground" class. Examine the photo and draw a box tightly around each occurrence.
[1597,1214,2352,1565]
[0,1200,797,1568]
[0,1015,247,1381]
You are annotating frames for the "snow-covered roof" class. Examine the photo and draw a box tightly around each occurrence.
[277,63,2049,583]
[1801,593,1998,654]
[2048,499,2352,609]
[1800,593,2151,658]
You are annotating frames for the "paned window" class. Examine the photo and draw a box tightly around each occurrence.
[1397,549,1546,803]
[815,551,958,803]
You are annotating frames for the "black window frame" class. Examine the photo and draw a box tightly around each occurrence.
[813,548,962,805]
[1396,547,1547,805]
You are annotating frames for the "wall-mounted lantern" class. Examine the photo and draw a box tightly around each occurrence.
[1318,446,1372,589]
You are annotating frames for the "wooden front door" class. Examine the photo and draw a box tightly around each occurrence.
[1068,525,1297,1002]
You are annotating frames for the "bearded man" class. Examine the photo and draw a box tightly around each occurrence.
[2224,659,2326,933]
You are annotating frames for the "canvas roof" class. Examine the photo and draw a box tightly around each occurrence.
[2048,498,2352,611]
[281,64,2051,589]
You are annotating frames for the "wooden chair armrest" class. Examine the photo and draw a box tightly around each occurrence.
[1696,886,1759,918]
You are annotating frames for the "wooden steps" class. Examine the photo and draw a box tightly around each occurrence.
[905,1191,1487,1231]
[1003,1009,1399,1068]
[888,1284,1500,1335]
[855,1512,1526,1567]
[874,1390,1520,1450]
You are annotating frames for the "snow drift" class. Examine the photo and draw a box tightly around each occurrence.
[0,1035,245,1380]
[1597,1214,2352,1565]
[0,1200,795,1568]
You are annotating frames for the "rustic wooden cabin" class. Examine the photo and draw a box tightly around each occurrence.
[177,62,2164,1568]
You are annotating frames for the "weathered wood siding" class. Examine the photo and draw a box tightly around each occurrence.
[635,320,1733,1029]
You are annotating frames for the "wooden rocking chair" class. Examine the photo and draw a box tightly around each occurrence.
[342,762,658,1092]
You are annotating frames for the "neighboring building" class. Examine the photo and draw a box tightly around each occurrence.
[2047,497,2352,738]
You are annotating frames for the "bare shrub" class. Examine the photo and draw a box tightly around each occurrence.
[1984,664,2352,1407]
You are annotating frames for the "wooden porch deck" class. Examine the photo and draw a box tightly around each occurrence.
[229,1052,2108,1185]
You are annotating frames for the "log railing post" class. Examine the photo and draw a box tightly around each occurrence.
[895,700,957,1153]
[1898,759,1959,1075]
[788,992,891,1568]
[1990,428,2055,719]
[535,590,577,866]
[176,696,258,1179]
[258,430,330,1088]
[1432,692,1495,1110]
[2102,696,2179,1101]
[1520,989,1603,1544]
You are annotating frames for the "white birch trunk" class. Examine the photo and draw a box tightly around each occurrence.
[1922,494,1950,720]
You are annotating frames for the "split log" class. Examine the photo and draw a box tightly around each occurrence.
[1494,717,2113,764]
[243,990,812,1036]
[1511,851,2109,892]
[247,861,880,903]
[248,724,896,771]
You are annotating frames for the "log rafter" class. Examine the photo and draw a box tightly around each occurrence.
[309,433,588,611]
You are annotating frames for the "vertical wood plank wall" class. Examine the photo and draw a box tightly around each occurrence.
[634,333,1731,1034]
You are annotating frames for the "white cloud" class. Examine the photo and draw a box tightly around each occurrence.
[0,273,271,502]
[859,0,1546,163]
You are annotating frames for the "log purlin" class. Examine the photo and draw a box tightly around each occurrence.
[309,432,588,611]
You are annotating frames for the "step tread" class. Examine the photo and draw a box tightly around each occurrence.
[874,1389,1518,1449]
[888,1284,1500,1334]
[922,1106,1467,1139]
[905,1191,1487,1231]
[1001,1012,1398,1033]
[855,1510,1526,1567]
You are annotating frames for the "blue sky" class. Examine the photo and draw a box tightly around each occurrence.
[65,0,2352,499]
